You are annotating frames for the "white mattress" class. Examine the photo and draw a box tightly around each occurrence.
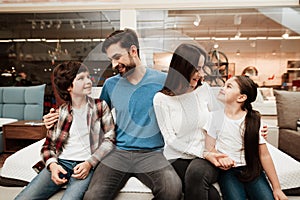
[1,140,299,192]
[0,139,151,193]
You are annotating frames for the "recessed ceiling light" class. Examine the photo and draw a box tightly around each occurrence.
[282,30,289,39]
[193,15,201,26]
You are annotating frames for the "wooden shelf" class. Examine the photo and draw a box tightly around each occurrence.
[287,68,300,71]
[3,120,46,153]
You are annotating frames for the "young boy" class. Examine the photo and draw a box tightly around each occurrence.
[15,61,115,200]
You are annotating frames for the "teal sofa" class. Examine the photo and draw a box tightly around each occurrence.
[0,84,46,153]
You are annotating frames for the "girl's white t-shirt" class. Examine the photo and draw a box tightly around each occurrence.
[204,110,266,166]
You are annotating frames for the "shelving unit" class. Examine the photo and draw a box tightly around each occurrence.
[3,120,46,152]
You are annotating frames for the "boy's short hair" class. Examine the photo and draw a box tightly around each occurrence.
[53,61,88,102]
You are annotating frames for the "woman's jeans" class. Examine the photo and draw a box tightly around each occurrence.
[15,159,93,200]
[171,158,220,200]
[219,166,274,200]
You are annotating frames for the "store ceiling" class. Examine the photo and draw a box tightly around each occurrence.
[0,8,299,54]
[0,11,120,39]
[0,8,299,39]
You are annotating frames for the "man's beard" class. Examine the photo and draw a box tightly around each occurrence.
[117,55,136,77]
[117,64,136,77]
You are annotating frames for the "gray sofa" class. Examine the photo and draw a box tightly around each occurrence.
[0,84,46,153]
[274,90,300,161]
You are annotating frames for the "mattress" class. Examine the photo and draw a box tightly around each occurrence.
[0,139,299,195]
[0,139,151,193]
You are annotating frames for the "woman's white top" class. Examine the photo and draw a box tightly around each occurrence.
[204,110,266,166]
[59,103,91,161]
[153,82,221,160]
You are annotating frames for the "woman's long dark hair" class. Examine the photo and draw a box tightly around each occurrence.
[161,43,207,96]
[235,75,262,182]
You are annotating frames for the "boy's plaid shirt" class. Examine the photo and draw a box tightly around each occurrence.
[41,96,115,168]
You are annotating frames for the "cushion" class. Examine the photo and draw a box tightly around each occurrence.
[259,87,274,100]
[3,89,25,104]
[0,88,3,103]
[274,90,300,130]
[255,88,264,103]
[25,85,45,104]
[0,85,45,120]
[2,105,25,120]
[278,129,300,161]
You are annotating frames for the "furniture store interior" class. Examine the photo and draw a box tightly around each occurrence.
[0,0,300,199]
[0,2,300,111]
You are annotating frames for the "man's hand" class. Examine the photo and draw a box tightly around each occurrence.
[72,161,92,180]
[49,162,68,185]
[43,108,59,129]
[273,188,288,200]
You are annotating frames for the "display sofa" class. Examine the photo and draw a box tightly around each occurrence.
[274,90,300,161]
[0,84,46,153]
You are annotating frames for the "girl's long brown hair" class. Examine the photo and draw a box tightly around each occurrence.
[235,75,262,182]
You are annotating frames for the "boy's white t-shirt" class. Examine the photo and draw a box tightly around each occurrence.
[59,104,91,161]
[204,110,266,166]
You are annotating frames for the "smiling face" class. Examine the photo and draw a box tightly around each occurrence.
[106,42,136,77]
[189,55,205,89]
[69,71,92,97]
[217,77,243,104]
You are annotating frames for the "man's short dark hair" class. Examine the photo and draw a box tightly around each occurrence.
[102,28,140,57]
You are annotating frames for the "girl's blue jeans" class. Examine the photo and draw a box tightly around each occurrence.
[219,166,274,200]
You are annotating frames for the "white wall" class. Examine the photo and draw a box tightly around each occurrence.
[228,52,300,86]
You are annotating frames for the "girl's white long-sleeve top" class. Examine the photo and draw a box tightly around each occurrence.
[153,82,222,160]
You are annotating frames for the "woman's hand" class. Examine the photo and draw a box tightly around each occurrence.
[261,125,268,140]
[43,108,59,129]
[204,152,228,167]
[72,161,92,180]
[217,157,236,170]
[49,162,68,185]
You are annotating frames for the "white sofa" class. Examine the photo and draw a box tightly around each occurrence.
[252,87,277,116]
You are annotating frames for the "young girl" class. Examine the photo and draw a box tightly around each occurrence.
[204,76,287,200]
[15,61,115,200]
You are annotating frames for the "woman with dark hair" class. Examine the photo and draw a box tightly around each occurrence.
[15,61,115,200]
[153,43,222,200]
[204,76,287,200]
